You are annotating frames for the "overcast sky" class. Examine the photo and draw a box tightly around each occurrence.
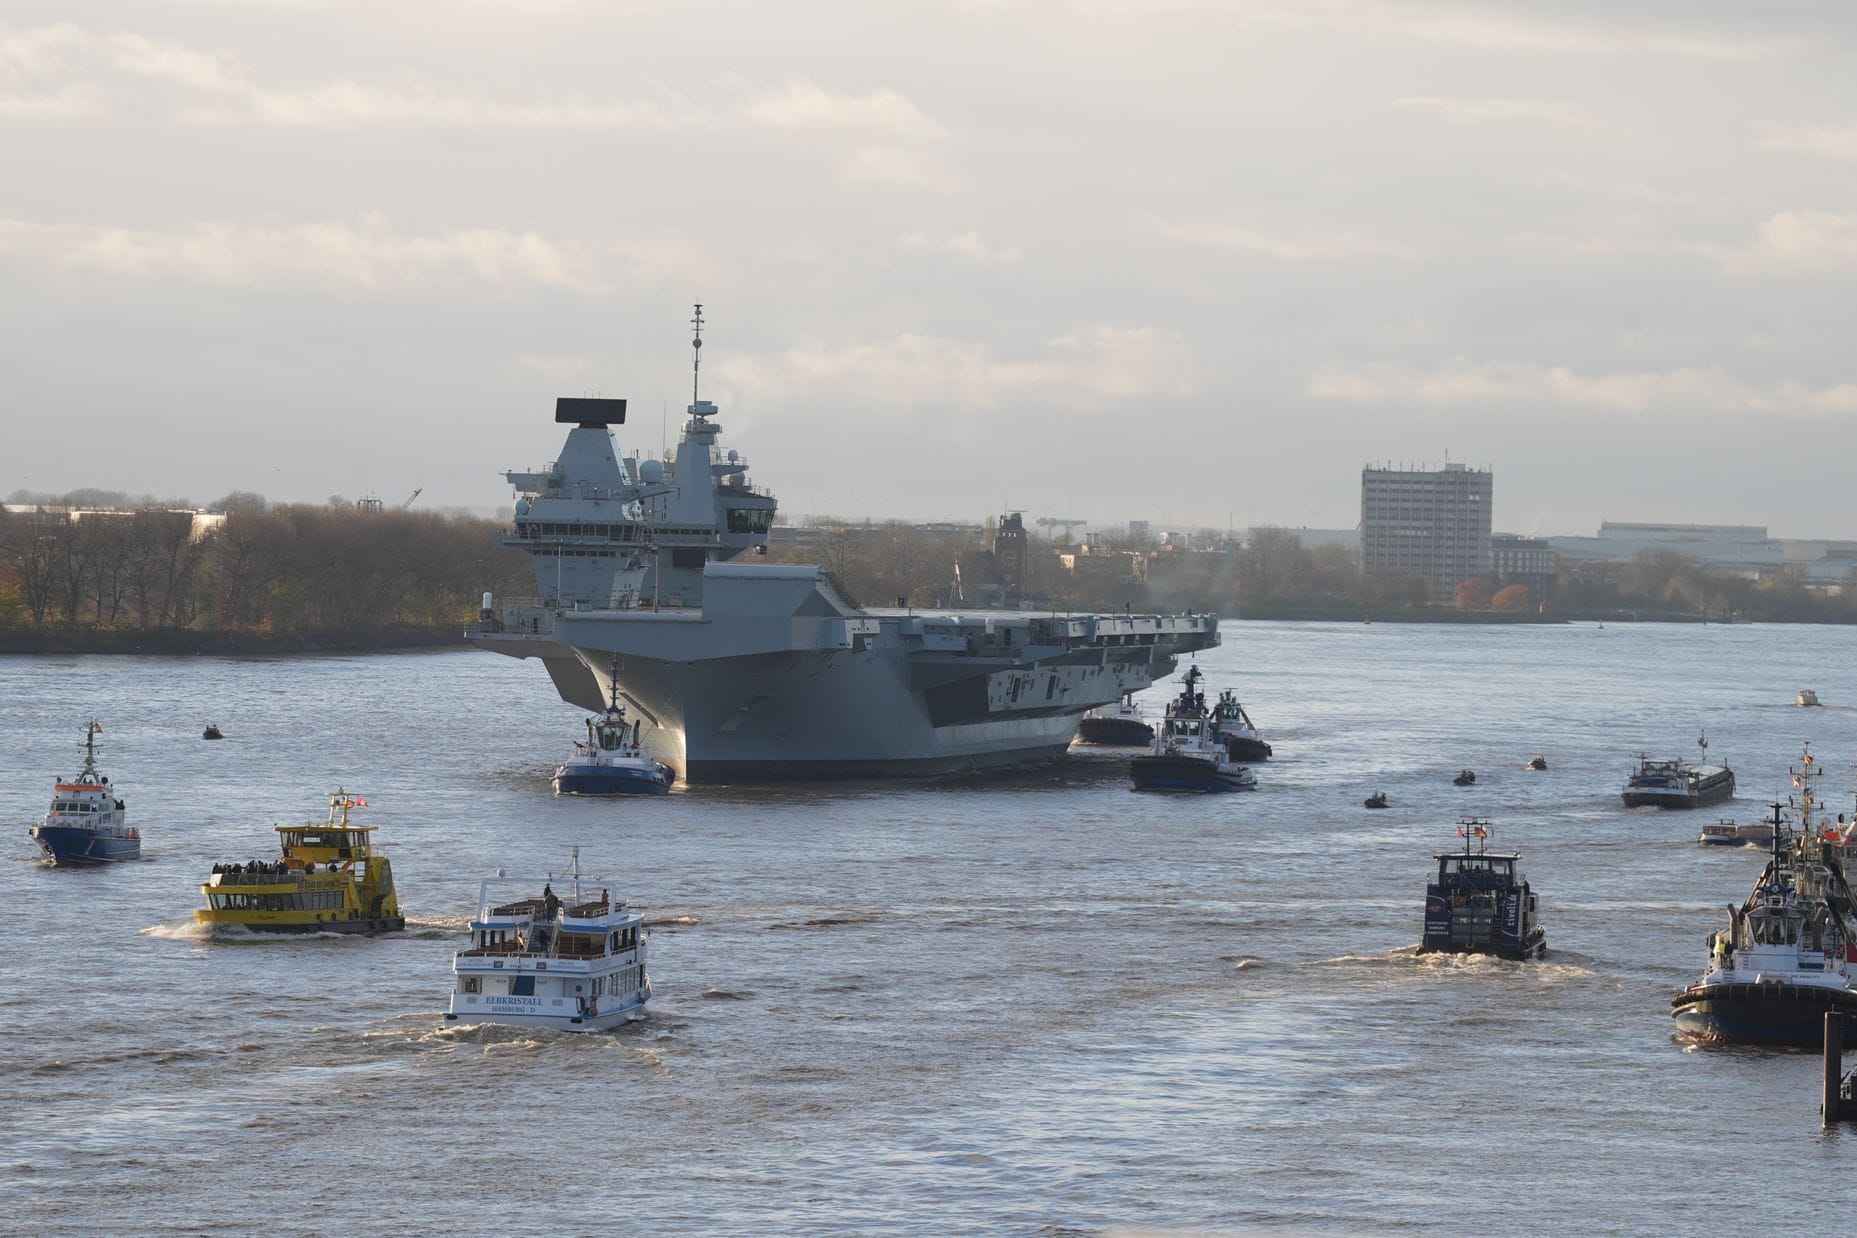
[4,1,1856,535]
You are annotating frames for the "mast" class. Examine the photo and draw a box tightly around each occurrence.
[80,720,101,779]
[691,303,704,406]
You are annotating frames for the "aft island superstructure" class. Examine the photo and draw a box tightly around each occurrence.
[470,307,1220,782]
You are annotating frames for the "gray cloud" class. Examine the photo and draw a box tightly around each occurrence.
[2,3,1855,535]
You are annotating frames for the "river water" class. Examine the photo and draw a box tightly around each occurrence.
[4,622,1855,1232]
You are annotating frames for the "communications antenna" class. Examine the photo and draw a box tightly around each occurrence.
[691,303,704,405]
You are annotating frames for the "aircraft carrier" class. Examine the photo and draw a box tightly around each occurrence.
[469,308,1220,781]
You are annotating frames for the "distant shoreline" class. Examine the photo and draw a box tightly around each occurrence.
[0,627,469,656]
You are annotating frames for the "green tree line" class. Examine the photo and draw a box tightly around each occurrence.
[0,495,531,638]
[773,520,1857,622]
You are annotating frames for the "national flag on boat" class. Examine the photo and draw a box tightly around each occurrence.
[90,722,103,733]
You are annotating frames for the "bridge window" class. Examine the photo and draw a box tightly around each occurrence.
[727,507,774,534]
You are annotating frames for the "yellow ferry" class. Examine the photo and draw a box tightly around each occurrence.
[195,791,404,935]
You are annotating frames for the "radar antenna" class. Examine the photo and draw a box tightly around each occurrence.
[691,302,704,406]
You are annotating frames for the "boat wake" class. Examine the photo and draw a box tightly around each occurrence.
[138,920,216,940]
[769,909,890,931]
[1312,947,1597,983]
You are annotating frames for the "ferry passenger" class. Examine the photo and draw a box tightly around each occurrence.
[544,884,561,919]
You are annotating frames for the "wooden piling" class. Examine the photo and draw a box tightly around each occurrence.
[1824,1012,1843,1126]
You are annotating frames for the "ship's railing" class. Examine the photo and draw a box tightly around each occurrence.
[457,938,610,960]
[473,600,556,638]
[207,869,302,885]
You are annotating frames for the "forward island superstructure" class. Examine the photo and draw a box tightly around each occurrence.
[470,307,1221,781]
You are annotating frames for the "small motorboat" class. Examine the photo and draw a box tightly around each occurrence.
[202,724,224,740]
[1453,769,1476,787]
[1797,689,1822,707]
[1525,755,1548,771]
[1365,791,1389,809]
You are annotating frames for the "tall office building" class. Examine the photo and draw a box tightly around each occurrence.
[1360,463,1493,598]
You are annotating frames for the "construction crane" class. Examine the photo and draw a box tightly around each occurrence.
[399,488,422,511]
[1035,516,1087,540]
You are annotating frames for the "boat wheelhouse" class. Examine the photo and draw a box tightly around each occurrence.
[1419,821,1547,960]
[1129,667,1257,792]
[1623,737,1734,809]
[1209,690,1272,762]
[29,721,138,866]
[553,665,675,795]
[195,791,404,935]
[446,852,649,1032]
[1671,848,1857,1046]
[1075,691,1155,746]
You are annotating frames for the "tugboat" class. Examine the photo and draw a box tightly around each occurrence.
[1129,667,1257,792]
[28,721,138,866]
[1419,820,1547,960]
[1453,769,1477,787]
[1671,816,1857,1046]
[1076,691,1155,746]
[552,667,675,795]
[1364,791,1390,809]
[1673,749,1857,1045]
[195,791,404,935]
[1209,690,1272,762]
[1622,736,1734,809]
[445,849,649,1032]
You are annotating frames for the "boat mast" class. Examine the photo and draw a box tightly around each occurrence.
[691,303,704,406]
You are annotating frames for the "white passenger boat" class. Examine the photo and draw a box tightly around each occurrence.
[1797,689,1822,707]
[445,850,650,1032]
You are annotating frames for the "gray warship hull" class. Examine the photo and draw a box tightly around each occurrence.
[473,565,1219,782]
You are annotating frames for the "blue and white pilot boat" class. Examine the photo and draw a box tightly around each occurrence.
[552,672,675,796]
[28,721,139,866]
[445,850,651,1033]
[1130,667,1257,793]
